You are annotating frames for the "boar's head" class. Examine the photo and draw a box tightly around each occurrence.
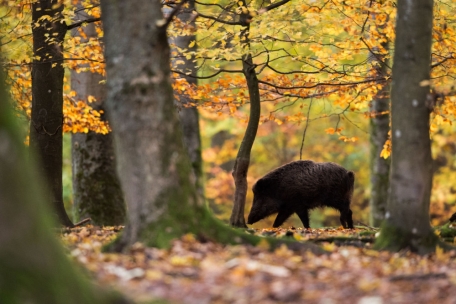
[247,179,280,225]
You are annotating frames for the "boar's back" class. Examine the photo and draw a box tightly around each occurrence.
[253,160,353,209]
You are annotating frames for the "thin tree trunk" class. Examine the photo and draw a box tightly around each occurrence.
[30,0,73,227]
[229,4,261,228]
[171,0,203,192]
[0,58,128,304]
[70,7,125,226]
[374,0,440,254]
[99,0,322,254]
[369,84,390,227]
[230,54,261,228]
[369,36,391,227]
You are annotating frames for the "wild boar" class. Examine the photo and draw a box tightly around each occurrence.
[247,160,354,228]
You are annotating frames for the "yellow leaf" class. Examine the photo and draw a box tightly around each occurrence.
[325,127,335,134]
[380,147,390,159]
[87,95,96,103]
[188,40,196,48]
[322,242,336,251]
[419,79,431,87]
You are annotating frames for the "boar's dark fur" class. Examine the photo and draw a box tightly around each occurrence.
[247,160,354,229]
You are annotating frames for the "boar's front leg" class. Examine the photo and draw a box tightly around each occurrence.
[340,208,353,229]
[296,209,310,228]
[272,208,294,228]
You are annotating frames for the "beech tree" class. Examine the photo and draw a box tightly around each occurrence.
[99,0,322,253]
[171,0,203,191]
[367,10,391,227]
[30,0,73,226]
[29,0,106,227]
[70,2,126,226]
[374,0,440,253]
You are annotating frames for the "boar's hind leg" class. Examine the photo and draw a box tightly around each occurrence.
[340,209,354,229]
[296,209,310,229]
[272,208,294,228]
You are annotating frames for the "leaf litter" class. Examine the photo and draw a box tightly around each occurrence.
[61,225,456,304]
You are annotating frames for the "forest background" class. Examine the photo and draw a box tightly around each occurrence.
[2,0,456,228]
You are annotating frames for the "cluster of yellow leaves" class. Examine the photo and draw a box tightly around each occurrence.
[2,0,107,135]
[170,0,456,152]
[63,91,110,134]
[62,225,456,303]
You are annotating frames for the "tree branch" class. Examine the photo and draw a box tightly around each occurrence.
[196,11,242,26]
[160,0,188,29]
[66,18,101,30]
[262,0,291,12]
[258,77,385,90]
[171,68,243,79]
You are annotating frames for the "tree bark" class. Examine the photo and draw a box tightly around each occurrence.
[99,0,323,254]
[70,7,125,226]
[229,5,261,228]
[374,0,439,254]
[230,54,261,228]
[369,28,391,227]
[171,0,203,193]
[0,56,127,304]
[30,0,73,227]
[369,88,390,227]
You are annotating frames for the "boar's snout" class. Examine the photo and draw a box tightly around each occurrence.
[247,206,260,225]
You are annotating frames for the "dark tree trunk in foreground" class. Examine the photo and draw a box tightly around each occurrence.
[0,61,127,304]
[70,7,125,226]
[369,40,391,227]
[30,0,73,226]
[374,0,439,253]
[171,0,203,193]
[100,0,322,254]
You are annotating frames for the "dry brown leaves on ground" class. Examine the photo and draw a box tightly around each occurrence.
[61,226,456,304]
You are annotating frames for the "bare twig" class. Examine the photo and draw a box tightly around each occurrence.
[67,17,101,30]
[300,98,313,160]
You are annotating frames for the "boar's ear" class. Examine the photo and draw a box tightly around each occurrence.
[348,171,355,182]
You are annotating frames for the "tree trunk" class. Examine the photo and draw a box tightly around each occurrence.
[230,54,261,228]
[171,0,203,193]
[369,84,390,227]
[369,34,391,227]
[374,0,439,254]
[0,57,127,304]
[70,8,126,226]
[30,0,73,227]
[229,5,261,228]
[99,0,322,254]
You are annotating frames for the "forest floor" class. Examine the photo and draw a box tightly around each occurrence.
[61,225,456,304]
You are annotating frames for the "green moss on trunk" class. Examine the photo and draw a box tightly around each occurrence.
[374,221,440,254]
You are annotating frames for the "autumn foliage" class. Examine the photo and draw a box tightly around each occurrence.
[2,0,456,224]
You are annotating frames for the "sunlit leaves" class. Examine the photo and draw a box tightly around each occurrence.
[2,0,107,135]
